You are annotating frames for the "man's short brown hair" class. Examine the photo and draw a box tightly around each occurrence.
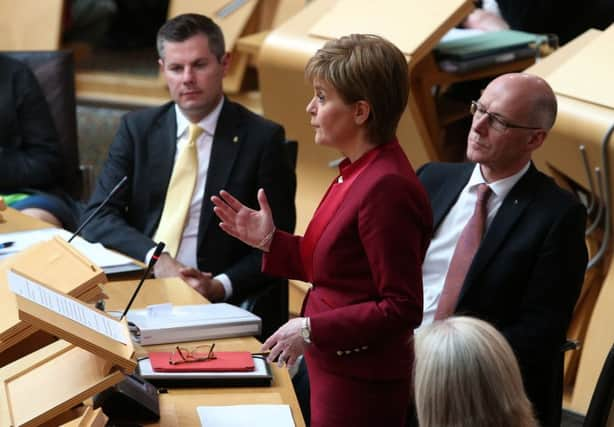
[157,13,225,61]
[305,34,410,145]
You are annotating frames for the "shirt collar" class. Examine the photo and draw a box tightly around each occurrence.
[467,161,531,199]
[175,96,225,139]
[338,140,395,181]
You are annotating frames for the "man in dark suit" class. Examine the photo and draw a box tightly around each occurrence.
[418,73,587,427]
[0,54,79,229]
[464,0,614,45]
[81,14,296,337]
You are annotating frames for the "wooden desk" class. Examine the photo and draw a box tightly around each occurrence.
[0,207,53,233]
[104,278,305,427]
[0,209,304,426]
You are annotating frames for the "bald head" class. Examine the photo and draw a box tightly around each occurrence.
[467,73,557,182]
[485,73,557,130]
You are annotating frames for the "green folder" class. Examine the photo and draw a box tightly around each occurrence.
[435,30,547,61]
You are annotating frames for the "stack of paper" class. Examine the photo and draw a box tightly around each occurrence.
[126,303,262,345]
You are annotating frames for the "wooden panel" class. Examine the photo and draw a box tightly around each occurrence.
[567,266,614,413]
[309,0,472,61]
[168,0,259,50]
[103,277,208,312]
[259,0,305,29]
[0,0,63,50]
[58,406,107,427]
[0,341,123,427]
[0,208,53,234]
[0,237,106,356]
[16,295,135,372]
[527,29,601,80]
[548,24,614,110]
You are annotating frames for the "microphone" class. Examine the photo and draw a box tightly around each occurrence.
[69,176,128,243]
[120,241,165,321]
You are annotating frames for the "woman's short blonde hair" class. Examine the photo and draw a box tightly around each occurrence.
[414,316,538,427]
[305,34,409,145]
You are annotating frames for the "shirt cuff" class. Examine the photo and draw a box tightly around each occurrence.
[215,273,233,301]
[145,246,156,264]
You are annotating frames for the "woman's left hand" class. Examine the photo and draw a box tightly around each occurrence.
[261,318,306,368]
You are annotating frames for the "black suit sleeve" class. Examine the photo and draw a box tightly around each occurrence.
[494,0,611,45]
[495,0,559,32]
[501,200,586,357]
[225,124,296,302]
[501,201,586,420]
[0,59,62,191]
[80,116,156,260]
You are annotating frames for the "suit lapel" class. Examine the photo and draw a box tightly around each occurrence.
[149,106,177,224]
[432,165,473,230]
[458,164,540,302]
[198,99,243,240]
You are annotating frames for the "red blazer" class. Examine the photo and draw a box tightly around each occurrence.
[264,141,432,380]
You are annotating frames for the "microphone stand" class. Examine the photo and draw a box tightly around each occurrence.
[69,175,128,243]
[120,242,165,321]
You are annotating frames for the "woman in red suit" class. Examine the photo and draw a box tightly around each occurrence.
[212,34,432,427]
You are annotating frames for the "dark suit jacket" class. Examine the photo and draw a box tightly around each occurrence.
[81,99,296,316]
[418,162,587,427]
[0,54,62,192]
[495,0,614,45]
[265,141,432,382]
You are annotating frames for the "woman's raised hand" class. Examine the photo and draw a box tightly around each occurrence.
[212,188,276,251]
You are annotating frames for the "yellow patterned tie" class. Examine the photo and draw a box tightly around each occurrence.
[154,124,204,256]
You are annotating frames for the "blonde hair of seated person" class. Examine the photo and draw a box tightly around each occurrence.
[414,316,538,427]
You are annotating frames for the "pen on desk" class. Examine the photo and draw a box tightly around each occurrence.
[251,351,280,362]
[0,241,14,250]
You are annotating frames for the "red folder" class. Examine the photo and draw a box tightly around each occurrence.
[148,351,255,372]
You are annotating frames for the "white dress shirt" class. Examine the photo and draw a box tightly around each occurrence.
[147,97,233,300]
[419,161,531,329]
[483,0,503,16]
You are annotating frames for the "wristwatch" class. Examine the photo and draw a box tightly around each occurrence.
[301,317,312,344]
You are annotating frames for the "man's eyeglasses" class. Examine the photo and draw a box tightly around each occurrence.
[470,101,542,133]
[169,344,216,365]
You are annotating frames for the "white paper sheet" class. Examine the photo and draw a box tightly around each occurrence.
[8,270,128,344]
[439,27,484,43]
[129,303,260,328]
[0,228,135,268]
[197,405,295,427]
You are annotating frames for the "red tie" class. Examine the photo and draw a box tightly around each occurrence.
[435,183,492,320]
